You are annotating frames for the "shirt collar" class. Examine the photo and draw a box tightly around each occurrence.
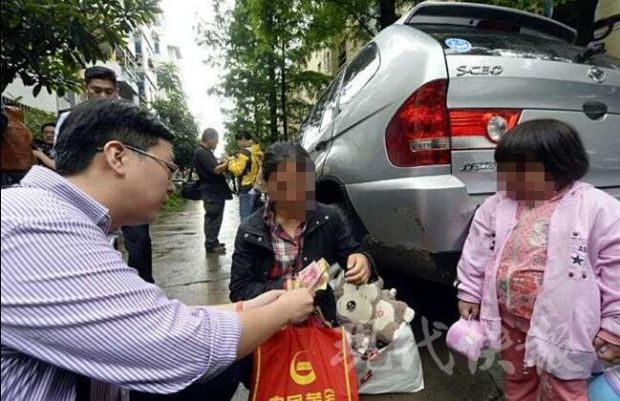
[263,199,310,234]
[20,166,112,233]
[263,198,277,230]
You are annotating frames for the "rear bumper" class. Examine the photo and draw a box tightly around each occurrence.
[346,175,483,254]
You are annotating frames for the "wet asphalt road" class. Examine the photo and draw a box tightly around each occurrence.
[149,199,504,401]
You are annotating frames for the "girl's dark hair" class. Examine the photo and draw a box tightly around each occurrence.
[494,119,589,189]
[262,142,315,182]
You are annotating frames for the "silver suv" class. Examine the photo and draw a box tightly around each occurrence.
[300,2,620,282]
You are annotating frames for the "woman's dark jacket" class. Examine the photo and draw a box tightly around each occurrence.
[229,203,374,309]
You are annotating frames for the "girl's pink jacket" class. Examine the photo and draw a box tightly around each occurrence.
[457,182,620,380]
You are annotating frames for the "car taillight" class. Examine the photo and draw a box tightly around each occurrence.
[385,79,450,167]
[449,109,521,150]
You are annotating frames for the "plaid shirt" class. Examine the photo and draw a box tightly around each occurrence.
[263,200,307,279]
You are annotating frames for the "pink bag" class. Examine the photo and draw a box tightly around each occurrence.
[446,318,486,361]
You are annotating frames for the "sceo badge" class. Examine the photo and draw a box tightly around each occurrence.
[445,38,472,53]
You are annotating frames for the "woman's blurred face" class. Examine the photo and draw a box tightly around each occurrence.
[497,160,556,203]
[266,159,315,209]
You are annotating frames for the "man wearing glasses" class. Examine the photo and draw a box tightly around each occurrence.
[1,100,316,401]
[56,65,156,284]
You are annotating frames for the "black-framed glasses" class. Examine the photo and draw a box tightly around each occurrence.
[97,143,179,177]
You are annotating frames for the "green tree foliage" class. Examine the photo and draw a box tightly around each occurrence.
[24,108,57,141]
[1,0,160,96]
[200,0,339,147]
[149,63,200,170]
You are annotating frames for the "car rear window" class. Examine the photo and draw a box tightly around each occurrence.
[416,25,619,69]
[339,42,380,110]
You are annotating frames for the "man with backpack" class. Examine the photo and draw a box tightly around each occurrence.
[228,130,263,221]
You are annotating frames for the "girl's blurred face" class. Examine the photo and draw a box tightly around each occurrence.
[497,161,556,203]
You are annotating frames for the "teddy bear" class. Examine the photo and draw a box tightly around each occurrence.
[334,277,415,347]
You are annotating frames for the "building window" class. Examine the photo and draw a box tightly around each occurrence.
[134,39,143,58]
[137,81,145,99]
[153,34,160,54]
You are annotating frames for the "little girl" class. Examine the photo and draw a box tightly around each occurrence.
[456,119,620,401]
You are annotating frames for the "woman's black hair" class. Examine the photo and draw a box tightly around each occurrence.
[262,142,315,182]
[235,129,253,141]
[494,119,589,189]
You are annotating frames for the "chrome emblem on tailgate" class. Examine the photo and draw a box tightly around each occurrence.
[460,161,496,172]
[588,66,606,83]
[456,65,503,76]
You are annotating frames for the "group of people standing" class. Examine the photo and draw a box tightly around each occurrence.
[193,128,265,254]
[2,60,619,401]
[192,127,264,254]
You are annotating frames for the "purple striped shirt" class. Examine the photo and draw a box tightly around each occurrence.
[1,167,242,401]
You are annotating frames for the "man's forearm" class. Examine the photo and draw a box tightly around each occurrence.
[236,302,290,358]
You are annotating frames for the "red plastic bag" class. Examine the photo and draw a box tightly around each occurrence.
[250,318,359,401]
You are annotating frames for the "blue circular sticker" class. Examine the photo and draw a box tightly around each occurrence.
[445,38,472,52]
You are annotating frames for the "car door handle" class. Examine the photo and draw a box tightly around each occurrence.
[583,101,607,120]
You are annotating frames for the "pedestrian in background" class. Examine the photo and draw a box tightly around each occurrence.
[456,119,620,401]
[193,128,232,254]
[227,129,263,221]
[32,122,56,170]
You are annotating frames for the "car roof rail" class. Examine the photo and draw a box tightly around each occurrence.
[405,1,577,44]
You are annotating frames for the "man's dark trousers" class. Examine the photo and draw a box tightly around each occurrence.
[202,192,225,249]
[122,224,153,283]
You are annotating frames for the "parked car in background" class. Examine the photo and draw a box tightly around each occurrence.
[299,1,620,283]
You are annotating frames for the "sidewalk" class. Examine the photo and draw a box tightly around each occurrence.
[150,199,504,401]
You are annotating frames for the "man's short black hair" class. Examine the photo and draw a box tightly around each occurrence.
[201,128,218,143]
[85,66,117,86]
[494,119,589,189]
[262,142,315,182]
[235,129,253,141]
[41,122,55,131]
[55,99,174,176]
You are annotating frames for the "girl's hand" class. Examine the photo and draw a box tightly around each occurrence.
[345,253,370,285]
[245,290,285,310]
[458,300,480,320]
[594,336,620,365]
